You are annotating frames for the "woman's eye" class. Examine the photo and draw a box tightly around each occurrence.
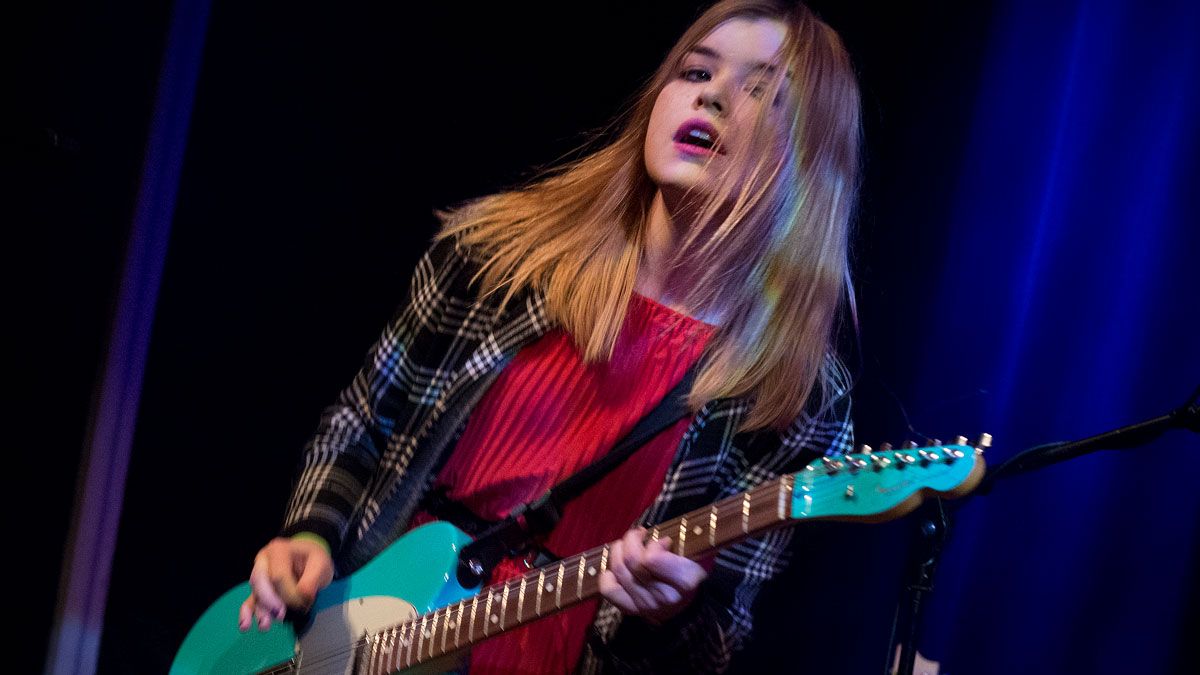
[746,82,767,99]
[681,67,711,82]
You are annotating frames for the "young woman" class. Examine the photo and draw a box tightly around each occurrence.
[239,1,861,672]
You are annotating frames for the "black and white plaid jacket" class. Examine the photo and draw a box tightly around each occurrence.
[281,233,854,673]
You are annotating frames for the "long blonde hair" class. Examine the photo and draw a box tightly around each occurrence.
[436,0,862,432]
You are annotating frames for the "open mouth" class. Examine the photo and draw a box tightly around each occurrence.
[673,119,725,154]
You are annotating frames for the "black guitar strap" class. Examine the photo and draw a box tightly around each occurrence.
[429,362,700,587]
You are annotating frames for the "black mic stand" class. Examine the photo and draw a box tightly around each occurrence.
[888,384,1200,675]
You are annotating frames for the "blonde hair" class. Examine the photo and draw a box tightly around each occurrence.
[436,0,861,432]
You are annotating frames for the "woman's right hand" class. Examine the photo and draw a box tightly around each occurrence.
[237,536,334,632]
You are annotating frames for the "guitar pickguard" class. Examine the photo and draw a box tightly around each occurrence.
[296,595,418,673]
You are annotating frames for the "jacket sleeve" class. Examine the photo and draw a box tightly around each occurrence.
[584,371,855,674]
[278,234,470,556]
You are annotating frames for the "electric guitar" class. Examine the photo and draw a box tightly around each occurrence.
[171,437,988,674]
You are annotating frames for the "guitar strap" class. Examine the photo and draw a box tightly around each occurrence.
[425,362,700,587]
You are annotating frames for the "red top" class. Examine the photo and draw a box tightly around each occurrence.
[409,292,714,674]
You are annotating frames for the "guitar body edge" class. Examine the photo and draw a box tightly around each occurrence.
[170,522,477,674]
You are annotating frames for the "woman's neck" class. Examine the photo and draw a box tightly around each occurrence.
[635,189,723,326]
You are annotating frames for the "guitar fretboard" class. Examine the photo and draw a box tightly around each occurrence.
[354,474,796,673]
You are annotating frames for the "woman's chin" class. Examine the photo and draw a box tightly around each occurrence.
[653,168,717,195]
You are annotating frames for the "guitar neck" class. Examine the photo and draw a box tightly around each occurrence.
[360,476,796,673]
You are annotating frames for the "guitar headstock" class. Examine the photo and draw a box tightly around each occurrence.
[790,433,990,523]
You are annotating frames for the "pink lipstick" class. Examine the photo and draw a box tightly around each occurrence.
[673,118,725,155]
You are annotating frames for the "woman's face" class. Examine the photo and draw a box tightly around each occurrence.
[644,17,789,198]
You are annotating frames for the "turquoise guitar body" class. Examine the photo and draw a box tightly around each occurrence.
[171,522,477,674]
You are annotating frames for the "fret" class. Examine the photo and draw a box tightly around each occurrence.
[377,627,389,674]
[383,628,393,674]
[402,620,414,669]
[454,600,464,649]
[441,606,450,656]
[364,630,375,675]
[678,516,687,557]
[392,623,403,670]
[384,624,398,667]
[394,625,405,671]
[517,577,527,625]
[576,555,586,599]
[367,628,380,675]
[390,627,401,672]
[371,627,381,674]
[388,629,397,672]
[709,504,718,547]
[360,629,369,672]
[484,588,494,636]
[536,569,545,616]
[377,630,388,675]
[600,544,609,576]
[555,562,565,608]
[500,581,510,631]
[469,595,478,644]
[415,614,426,666]
[428,609,439,661]
[398,625,408,671]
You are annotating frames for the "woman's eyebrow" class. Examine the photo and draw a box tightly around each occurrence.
[685,45,792,79]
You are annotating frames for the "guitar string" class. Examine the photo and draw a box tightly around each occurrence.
[290,454,962,672]
[296,483,793,672]
[293,458,951,673]
[293,455,959,673]
[288,481,785,673]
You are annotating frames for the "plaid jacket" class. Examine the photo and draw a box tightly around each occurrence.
[280,233,854,673]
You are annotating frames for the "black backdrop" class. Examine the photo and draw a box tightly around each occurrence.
[11,2,998,673]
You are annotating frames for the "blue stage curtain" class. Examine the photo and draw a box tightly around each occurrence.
[911,1,1199,673]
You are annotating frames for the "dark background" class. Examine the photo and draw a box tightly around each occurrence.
[10,1,1196,674]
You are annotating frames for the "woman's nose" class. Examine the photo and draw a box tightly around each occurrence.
[695,88,726,116]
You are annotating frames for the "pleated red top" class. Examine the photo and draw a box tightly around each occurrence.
[408,292,714,674]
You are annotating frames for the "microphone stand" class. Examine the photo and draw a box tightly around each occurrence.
[888,384,1200,675]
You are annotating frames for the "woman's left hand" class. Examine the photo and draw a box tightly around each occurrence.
[599,527,708,624]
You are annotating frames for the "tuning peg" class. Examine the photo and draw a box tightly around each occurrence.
[975,432,992,454]
[878,442,893,451]
[952,435,967,446]
[857,444,873,454]
[930,438,942,446]
[821,456,844,473]
[902,440,917,449]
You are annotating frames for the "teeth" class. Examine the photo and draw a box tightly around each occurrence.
[680,128,715,149]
